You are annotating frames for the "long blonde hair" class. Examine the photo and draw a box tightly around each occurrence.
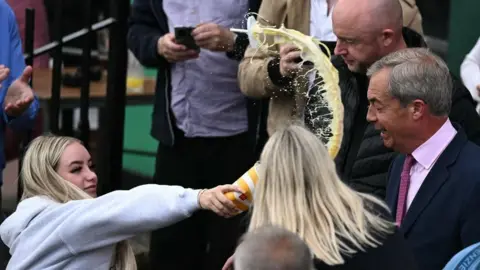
[249,124,395,265]
[21,135,137,270]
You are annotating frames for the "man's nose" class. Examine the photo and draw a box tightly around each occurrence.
[366,105,376,123]
[334,41,344,56]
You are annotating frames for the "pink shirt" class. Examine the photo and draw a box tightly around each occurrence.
[407,119,457,210]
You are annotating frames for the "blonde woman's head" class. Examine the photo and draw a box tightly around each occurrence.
[21,135,97,201]
[20,135,136,270]
[249,123,394,265]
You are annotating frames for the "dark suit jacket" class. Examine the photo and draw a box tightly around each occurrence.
[386,128,480,270]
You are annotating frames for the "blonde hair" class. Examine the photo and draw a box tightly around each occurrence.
[249,123,395,265]
[21,135,137,270]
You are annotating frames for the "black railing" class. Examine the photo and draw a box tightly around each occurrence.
[17,0,130,201]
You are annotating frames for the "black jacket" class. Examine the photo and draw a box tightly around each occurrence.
[314,230,418,270]
[332,28,480,198]
[127,0,266,154]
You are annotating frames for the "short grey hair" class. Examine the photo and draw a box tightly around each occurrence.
[366,48,452,116]
[234,226,315,270]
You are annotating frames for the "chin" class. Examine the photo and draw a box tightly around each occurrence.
[382,138,394,150]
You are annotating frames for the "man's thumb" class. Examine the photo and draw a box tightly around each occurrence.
[19,66,33,83]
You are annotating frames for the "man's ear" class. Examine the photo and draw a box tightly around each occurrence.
[381,29,395,47]
[411,99,426,120]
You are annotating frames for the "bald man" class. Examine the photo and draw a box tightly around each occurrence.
[279,0,480,198]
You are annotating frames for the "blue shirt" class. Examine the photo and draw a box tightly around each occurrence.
[0,0,40,185]
[163,0,249,138]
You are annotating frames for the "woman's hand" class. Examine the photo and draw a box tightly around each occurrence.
[198,185,242,218]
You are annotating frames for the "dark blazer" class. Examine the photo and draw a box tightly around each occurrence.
[314,229,419,270]
[386,128,480,270]
[127,0,267,156]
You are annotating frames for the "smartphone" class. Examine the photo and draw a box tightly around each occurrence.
[174,27,200,51]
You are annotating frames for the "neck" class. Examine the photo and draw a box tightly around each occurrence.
[405,117,448,154]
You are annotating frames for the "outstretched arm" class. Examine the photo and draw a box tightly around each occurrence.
[56,184,240,255]
[237,0,290,98]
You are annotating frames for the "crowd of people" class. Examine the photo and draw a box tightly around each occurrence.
[0,0,480,269]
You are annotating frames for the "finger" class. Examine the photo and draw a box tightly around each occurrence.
[280,44,299,56]
[165,41,188,52]
[219,184,244,194]
[192,23,214,36]
[215,189,238,210]
[194,31,215,43]
[0,68,10,80]
[212,197,232,217]
[209,203,228,218]
[283,51,302,63]
[19,66,33,83]
[4,103,13,112]
[163,34,188,51]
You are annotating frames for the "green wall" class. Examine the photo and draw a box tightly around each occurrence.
[122,69,157,176]
[447,0,480,77]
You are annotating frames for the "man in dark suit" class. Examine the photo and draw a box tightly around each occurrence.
[365,47,480,270]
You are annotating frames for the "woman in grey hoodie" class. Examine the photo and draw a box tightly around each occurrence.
[0,135,241,270]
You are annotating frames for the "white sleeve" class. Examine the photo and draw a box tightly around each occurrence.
[460,38,480,102]
[55,184,200,254]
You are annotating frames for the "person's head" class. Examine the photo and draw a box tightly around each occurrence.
[21,135,97,200]
[249,123,394,265]
[366,48,452,154]
[234,226,315,270]
[333,0,406,73]
[21,135,136,270]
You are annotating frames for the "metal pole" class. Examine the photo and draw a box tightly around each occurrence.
[96,0,129,194]
[17,8,35,202]
[79,0,94,149]
[49,0,63,134]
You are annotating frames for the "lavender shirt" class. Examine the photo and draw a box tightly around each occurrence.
[163,0,249,138]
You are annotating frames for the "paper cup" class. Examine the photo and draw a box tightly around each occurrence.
[225,163,259,213]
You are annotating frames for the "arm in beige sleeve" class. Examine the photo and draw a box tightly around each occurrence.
[237,0,289,99]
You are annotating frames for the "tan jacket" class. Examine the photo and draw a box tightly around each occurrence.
[238,0,423,135]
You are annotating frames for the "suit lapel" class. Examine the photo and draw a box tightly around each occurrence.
[386,155,404,213]
[400,129,467,235]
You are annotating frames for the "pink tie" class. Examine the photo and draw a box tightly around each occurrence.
[395,154,415,225]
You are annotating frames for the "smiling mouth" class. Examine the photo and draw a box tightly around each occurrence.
[85,186,96,192]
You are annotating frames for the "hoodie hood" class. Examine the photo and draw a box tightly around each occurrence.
[0,196,55,249]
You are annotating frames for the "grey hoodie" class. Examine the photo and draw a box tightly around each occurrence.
[0,184,200,270]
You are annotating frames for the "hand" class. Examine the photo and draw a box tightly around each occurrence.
[192,23,235,52]
[222,254,235,270]
[198,185,242,218]
[4,66,34,117]
[0,65,9,88]
[477,84,480,96]
[279,44,302,77]
[157,33,199,63]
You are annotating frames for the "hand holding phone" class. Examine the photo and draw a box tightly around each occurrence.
[192,23,235,52]
[157,33,199,63]
[174,27,200,51]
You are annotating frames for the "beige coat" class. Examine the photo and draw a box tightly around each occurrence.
[238,0,423,135]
